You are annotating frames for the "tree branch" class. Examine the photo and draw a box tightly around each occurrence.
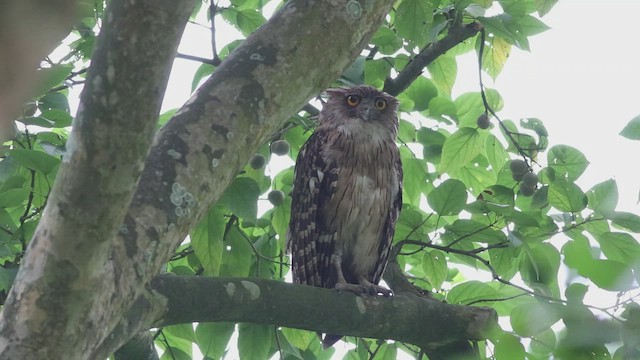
[148,275,498,350]
[384,21,483,96]
[0,1,197,358]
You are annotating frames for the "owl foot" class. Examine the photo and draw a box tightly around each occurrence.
[335,279,393,297]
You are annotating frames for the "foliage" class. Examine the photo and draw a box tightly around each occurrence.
[2,0,640,359]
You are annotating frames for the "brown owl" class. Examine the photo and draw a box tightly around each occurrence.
[287,85,403,348]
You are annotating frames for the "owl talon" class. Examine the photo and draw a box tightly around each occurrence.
[334,281,393,297]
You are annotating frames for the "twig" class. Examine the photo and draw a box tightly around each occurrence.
[176,52,220,66]
[384,21,482,96]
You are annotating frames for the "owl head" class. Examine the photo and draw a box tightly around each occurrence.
[321,85,399,136]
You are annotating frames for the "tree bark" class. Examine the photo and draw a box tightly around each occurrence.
[147,275,497,350]
[0,1,195,358]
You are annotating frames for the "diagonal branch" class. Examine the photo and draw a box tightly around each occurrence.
[0,1,197,358]
[384,21,483,96]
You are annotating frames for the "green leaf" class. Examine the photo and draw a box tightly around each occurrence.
[365,58,393,88]
[238,323,272,360]
[440,127,483,173]
[583,259,635,291]
[494,332,525,360]
[480,35,511,79]
[191,63,215,92]
[422,250,447,291]
[217,177,260,221]
[0,188,29,208]
[398,119,416,143]
[219,227,253,276]
[41,109,72,127]
[586,179,618,215]
[609,211,640,233]
[270,197,291,241]
[536,0,558,16]
[449,156,496,196]
[281,328,314,351]
[341,56,365,85]
[447,280,501,305]
[196,322,235,359]
[417,127,447,164]
[547,145,589,181]
[395,0,433,45]
[513,14,551,36]
[445,219,506,244]
[427,179,467,216]
[222,8,266,37]
[485,135,509,175]
[402,76,438,112]
[191,206,225,276]
[548,179,587,213]
[595,232,640,266]
[33,65,73,97]
[427,54,457,96]
[371,26,403,55]
[375,343,397,360]
[620,115,640,140]
[9,149,60,175]
[520,243,559,286]
[454,89,502,127]
[427,96,457,120]
[400,147,428,207]
[511,302,561,337]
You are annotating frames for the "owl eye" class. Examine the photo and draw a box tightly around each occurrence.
[346,95,360,107]
[374,98,387,110]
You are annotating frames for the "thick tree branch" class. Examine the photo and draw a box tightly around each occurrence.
[384,21,483,96]
[148,275,498,350]
[0,1,196,358]
[103,0,396,354]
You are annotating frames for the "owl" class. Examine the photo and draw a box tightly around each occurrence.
[287,85,403,348]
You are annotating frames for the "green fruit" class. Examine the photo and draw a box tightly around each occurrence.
[267,190,285,206]
[522,172,539,187]
[510,159,528,181]
[270,140,290,156]
[249,154,266,169]
[476,113,490,129]
[519,184,536,197]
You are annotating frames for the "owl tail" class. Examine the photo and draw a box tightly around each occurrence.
[321,334,343,349]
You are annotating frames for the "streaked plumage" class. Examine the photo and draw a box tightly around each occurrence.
[287,85,403,348]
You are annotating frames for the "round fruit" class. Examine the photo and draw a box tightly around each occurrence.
[510,159,528,178]
[267,190,285,206]
[519,184,536,197]
[522,172,539,187]
[270,140,290,156]
[249,154,266,169]
[476,113,490,129]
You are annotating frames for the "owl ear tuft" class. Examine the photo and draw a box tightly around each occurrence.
[323,87,348,99]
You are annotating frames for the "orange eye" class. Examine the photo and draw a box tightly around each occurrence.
[346,95,360,107]
[375,98,387,110]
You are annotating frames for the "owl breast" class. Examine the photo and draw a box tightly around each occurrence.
[322,125,400,282]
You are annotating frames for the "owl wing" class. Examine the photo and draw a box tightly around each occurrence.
[287,129,338,288]
[372,146,403,285]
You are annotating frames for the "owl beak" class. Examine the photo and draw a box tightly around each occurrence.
[360,107,371,122]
